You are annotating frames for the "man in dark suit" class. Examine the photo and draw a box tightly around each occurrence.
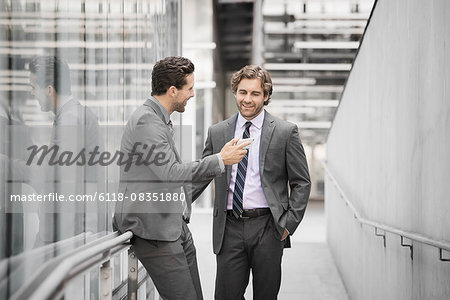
[113,56,249,300]
[194,65,311,300]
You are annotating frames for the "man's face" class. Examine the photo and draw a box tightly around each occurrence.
[235,78,268,120]
[172,73,195,113]
[30,73,53,112]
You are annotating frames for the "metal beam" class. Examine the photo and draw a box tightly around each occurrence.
[295,121,332,129]
[293,41,360,49]
[265,20,368,27]
[266,107,316,114]
[264,27,364,35]
[269,100,339,107]
[274,85,343,93]
[264,63,351,71]
[218,0,254,3]
[263,13,370,21]
[0,40,150,49]
[252,0,263,65]
[271,77,316,85]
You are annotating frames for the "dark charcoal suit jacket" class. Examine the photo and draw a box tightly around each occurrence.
[194,111,311,254]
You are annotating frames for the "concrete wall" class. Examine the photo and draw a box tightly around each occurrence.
[325,0,450,299]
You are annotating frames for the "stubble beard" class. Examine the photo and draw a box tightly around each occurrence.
[238,102,264,120]
[173,99,188,113]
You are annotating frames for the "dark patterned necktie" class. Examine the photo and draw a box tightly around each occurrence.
[232,121,252,218]
[168,120,174,142]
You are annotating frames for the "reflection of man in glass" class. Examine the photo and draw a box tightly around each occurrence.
[30,57,71,113]
[0,92,28,258]
[29,56,100,246]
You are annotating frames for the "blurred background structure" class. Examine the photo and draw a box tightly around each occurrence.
[1,0,449,299]
[212,0,374,201]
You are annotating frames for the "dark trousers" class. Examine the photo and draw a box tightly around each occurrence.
[131,221,203,300]
[215,214,284,300]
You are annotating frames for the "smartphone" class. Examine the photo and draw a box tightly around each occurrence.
[237,137,255,149]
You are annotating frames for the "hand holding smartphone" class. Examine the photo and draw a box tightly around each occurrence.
[236,137,255,149]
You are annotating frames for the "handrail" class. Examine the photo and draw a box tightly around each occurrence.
[1,232,109,299]
[10,231,127,300]
[322,161,450,259]
[11,231,133,300]
[1,232,90,280]
[50,242,134,300]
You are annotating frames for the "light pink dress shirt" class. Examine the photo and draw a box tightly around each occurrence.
[227,110,269,210]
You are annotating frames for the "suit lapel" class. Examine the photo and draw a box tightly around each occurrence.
[260,111,275,177]
[144,99,182,162]
[171,138,182,162]
[225,114,238,186]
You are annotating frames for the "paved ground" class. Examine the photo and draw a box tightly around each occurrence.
[189,200,349,300]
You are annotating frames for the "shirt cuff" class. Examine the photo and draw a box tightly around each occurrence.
[216,153,225,173]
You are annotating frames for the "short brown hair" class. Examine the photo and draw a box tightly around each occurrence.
[151,56,195,96]
[230,65,273,105]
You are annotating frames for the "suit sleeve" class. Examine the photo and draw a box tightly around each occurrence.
[191,126,216,201]
[134,114,224,184]
[284,125,311,234]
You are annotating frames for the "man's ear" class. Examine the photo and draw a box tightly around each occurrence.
[46,85,55,97]
[168,86,177,97]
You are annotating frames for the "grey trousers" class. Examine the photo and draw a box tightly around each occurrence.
[131,221,203,300]
[215,214,285,300]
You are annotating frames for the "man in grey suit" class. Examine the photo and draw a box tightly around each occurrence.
[194,65,311,299]
[113,56,249,300]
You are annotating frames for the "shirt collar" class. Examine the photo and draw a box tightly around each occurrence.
[149,95,171,125]
[55,95,73,116]
[237,109,265,130]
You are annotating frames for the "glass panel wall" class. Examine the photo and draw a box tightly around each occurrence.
[182,0,215,208]
[0,0,180,298]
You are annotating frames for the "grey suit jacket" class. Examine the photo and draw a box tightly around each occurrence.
[113,98,223,241]
[193,111,311,254]
[38,98,101,243]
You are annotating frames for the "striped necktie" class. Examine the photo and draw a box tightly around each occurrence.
[232,121,252,218]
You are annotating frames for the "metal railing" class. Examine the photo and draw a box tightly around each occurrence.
[1,232,95,288]
[9,231,158,300]
[322,161,450,262]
